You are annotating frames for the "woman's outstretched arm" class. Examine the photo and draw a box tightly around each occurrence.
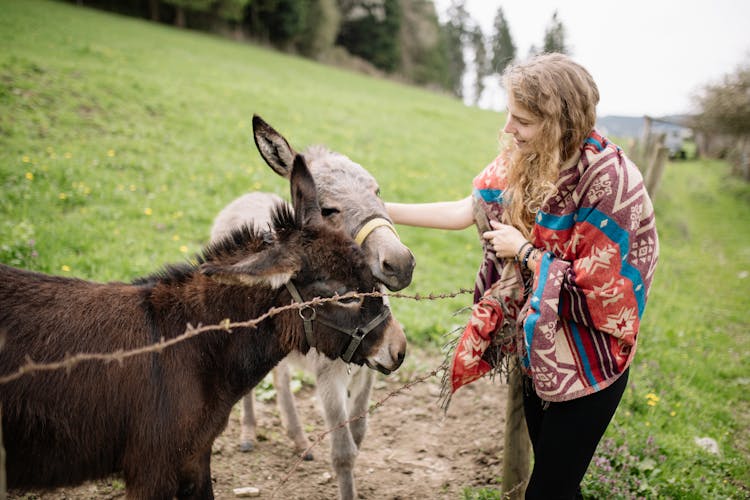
[386,196,474,230]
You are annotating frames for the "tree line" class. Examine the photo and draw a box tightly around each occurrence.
[68,0,569,103]
[691,58,750,180]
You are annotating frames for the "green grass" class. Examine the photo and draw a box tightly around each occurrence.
[0,0,493,340]
[593,159,750,499]
[1,1,748,498]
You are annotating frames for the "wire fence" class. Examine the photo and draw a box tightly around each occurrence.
[0,289,471,386]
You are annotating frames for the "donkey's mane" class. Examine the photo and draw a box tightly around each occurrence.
[133,201,298,286]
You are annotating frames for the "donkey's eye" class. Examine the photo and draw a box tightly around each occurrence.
[375,187,381,197]
[338,295,361,305]
[321,207,340,217]
[335,288,362,306]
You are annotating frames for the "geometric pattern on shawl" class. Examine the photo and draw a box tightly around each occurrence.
[522,131,659,401]
[442,131,659,404]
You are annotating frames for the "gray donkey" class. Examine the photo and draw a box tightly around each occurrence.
[211,115,415,500]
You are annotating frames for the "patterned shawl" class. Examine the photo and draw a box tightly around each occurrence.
[442,131,659,406]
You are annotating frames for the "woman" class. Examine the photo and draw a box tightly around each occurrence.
[386,53,659,499]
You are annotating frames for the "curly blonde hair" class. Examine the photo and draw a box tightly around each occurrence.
[501,53,599,237]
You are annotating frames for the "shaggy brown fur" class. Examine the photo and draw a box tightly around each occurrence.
[0,157,397,499]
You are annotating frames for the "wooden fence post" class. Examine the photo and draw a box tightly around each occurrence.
[641,133,664,187]
[645,146,669,201]
[502,359,531,499]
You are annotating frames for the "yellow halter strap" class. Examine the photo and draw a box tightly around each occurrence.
[354,218,399,246]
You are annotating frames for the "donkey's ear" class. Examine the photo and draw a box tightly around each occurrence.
[252,114,297,178]
[290,154,323,227]
[201,248,301,289]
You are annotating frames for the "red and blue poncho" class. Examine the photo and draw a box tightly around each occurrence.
[448,131,659,402]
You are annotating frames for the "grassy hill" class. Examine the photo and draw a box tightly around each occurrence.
[1,1,748,498]
[0,0,501,340]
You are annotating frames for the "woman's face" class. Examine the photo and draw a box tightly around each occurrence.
[503,97,541,150]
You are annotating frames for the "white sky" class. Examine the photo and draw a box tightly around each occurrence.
[433,0,750,117]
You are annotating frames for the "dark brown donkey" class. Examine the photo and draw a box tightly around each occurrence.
[0,156,406,499]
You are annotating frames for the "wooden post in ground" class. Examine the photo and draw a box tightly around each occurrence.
[633,115,653,166]
[641,135,663,190]
[645,146,669,202]
[502,359,531,499]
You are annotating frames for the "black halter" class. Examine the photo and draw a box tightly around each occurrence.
[284,281,391,363]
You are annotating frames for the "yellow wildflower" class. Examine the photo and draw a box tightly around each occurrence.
[25,172,33,181]
[107,149,115,157]
[22,155,31,163]
[144,208,153,216]
[179,245,188,253]
[61,265,71,272]
[172,235,180,241]
[59,193,67,200]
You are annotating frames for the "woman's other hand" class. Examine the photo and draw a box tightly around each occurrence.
[482,220,528,259]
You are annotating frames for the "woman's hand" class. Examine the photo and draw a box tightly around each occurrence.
[482,220,528,259]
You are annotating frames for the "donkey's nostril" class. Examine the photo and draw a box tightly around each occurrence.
[394,349,406,369]
[381,259,396,275]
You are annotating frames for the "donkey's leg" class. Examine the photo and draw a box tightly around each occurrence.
[316,359,358,500]
[239,391,257,452]
[273,358,313,460]
[123,448,179,500]
[347,367,374,449]
[177,448,214,500]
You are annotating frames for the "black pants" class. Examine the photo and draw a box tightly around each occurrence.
[522,368,629,500]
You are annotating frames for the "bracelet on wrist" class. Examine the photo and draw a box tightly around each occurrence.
[515,241,532,262]
[521,245,535,270]
[527,248,541,271]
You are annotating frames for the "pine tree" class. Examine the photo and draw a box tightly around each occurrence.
[442,0,470,97]
[542,10,569,54]
[490,6,515,76]
[470,26,489,105]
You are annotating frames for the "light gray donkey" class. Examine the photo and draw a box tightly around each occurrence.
[210,115,415,500]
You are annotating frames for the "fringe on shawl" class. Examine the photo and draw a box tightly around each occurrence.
[437,298,518,411]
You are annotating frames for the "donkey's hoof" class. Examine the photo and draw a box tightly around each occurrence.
[239,441,255,453]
